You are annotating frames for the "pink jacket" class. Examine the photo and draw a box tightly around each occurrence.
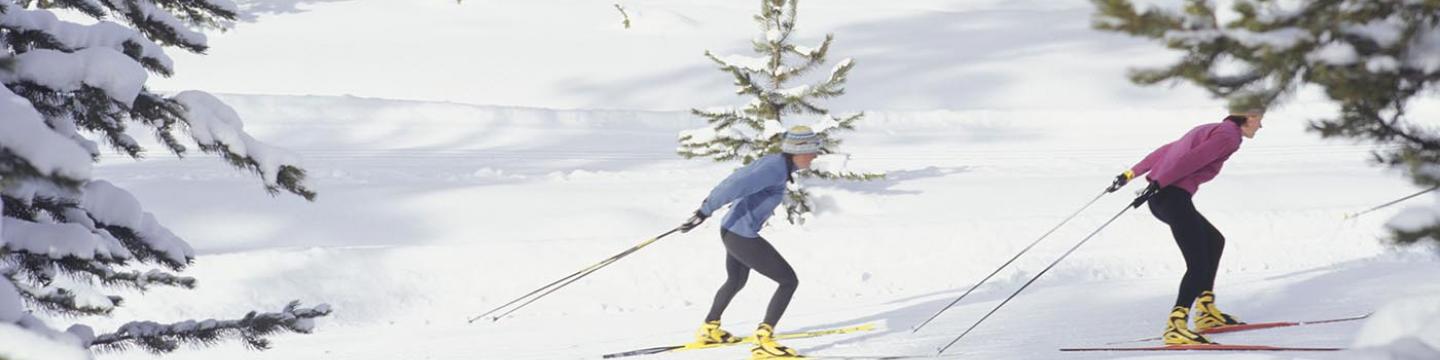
[1131,121,1244,195]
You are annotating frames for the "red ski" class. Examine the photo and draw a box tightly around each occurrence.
[1205,313,1371,334]
[1104,313,1372,344]
[1062,344,1343,352]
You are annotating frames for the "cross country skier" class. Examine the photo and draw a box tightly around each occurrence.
[677,126,822,359]
[1107,110,1264,345]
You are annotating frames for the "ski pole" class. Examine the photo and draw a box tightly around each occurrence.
[1345,185,1439,219]
[485,232,668,322]
[467,227,682,323]
[912,190,1108,333]
[937,204,1132,355]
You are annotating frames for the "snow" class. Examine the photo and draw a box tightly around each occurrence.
[1348,293,1440,358]
[1164,30,1223,46]
[679,126,720,144]
[24,282,116,312]
[82,181,194,265]
[0,276,22,323]
[807,154,861,175]
[67,93,1439,360]
[778,84,812,98]
[0,217,129,261]
[1366,56,1400,73]
[0,322,90,360]
[173,91,304,189]
[765,28,783,43]
[810,116,843,133]
[3,48,147,104]
[1307,42,1358,66]
[1404,24,1440,73]
[831,58,853,75]
[0,3,174,72]
[1385,202,1440,233]
[1251,0,1306,23]
[0,88,95,182]
[1345,19,1406,48]
[1229,28,1311,50]
[714,53,771,72]
[145,0,1221,112]
[4,0,1439,359]
[762,119,786,138]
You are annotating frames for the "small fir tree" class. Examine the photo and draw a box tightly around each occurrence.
[679,0,881,224]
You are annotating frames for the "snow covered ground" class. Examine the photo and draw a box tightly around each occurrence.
[12,0,1434,359]
[78,94,1440,360]
[157,0,1211,112]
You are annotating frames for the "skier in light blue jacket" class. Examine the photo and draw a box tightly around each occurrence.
[678,126,821,359]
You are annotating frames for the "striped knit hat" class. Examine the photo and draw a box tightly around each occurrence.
[780,126,822,154]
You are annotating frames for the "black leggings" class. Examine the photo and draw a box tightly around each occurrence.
[1148,186,1226,309]
[704,230,799,326]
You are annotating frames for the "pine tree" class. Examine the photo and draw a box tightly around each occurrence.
[1092,0,1440,246]
[680,0,881,224]
[0,0,328,357]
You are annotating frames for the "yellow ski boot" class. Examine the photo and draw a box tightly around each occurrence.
[1162,306,1214,345]
[751,323,803,359]
[695,320,740,345]
[1193,291,1245,331]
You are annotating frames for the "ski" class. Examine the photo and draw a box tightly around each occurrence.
[1103,312,1372,345]
[601,323,878,359]
[1061,344,1343,352]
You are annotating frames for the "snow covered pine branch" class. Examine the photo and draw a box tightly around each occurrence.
[0,0,326,358]
[1092,0,1440,246]
[679,0,882,224]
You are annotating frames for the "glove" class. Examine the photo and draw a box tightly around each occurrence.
[680,210,708,233]
[1106,170,1135,193]
[1130,181,1161,208]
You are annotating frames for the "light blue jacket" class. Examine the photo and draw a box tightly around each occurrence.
[699,154,794,238]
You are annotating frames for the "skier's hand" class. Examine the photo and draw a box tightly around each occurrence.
[1106,170,1135,193]
[1130,181,1161,208]
[680,210,708,233]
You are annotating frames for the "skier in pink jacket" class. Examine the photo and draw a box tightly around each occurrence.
[1107,109,1265,345]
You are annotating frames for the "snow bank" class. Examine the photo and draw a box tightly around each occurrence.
[0,322,89,360]
[1346,293,1440,359]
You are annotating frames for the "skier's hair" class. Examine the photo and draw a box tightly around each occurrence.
[1223,115,1249,126]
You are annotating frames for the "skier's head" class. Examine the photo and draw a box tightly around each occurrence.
[781,126,821,170]
[1225,109,1265,139]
